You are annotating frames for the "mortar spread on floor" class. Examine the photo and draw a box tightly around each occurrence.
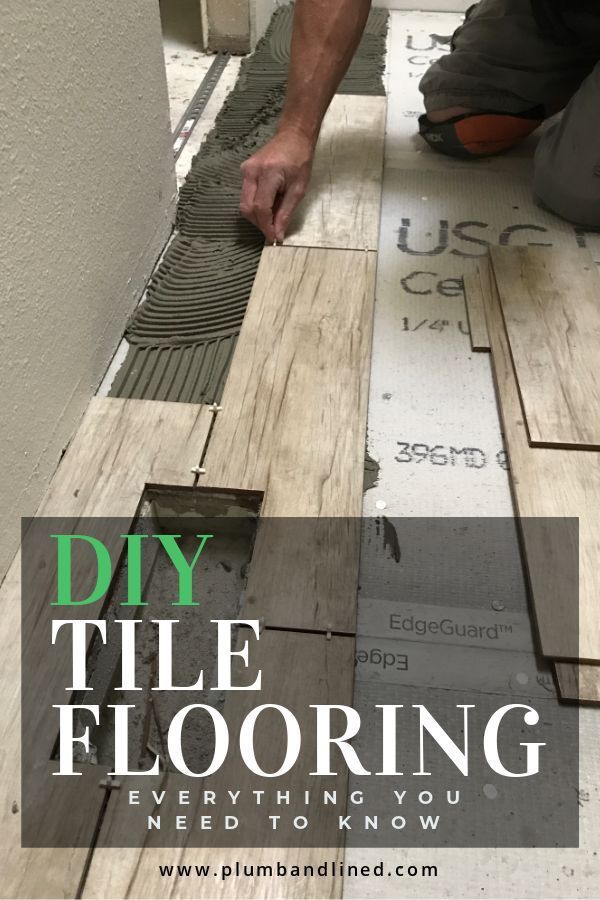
[110,4,388,405]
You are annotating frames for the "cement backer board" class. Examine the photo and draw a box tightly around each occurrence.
[358,597,536,654]
[6,10,597,898]
[361,165,600,521]
[347,681,577,850]
[161,17,213,131]
[350,9,600,896]
[358,517,530,616]
[342,710,600,900]
[355,635,554,699]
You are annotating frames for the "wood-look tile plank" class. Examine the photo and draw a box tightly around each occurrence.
[199,246,376,632]
[554,662,600,704]
[483,263,600,663]
[463,260,491,351]
[201,246,375,512]
[284,95,386,251]
[37,396,211,516]
[0,554,95,900]
[76,94,383,900]
[0,397,212,898]
[491,245,600,449]
[82,631,353,899]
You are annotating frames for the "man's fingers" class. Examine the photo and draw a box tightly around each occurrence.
[240,131,315,240]
[239,169,259,229]
[239,162,282,241]
[252,171,284,242]
[273,181,306,243]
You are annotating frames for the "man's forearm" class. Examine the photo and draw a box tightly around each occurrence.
[239,0,371,240]
[278,0,372,143]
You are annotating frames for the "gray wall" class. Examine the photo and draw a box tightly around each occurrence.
[0,1,176,577]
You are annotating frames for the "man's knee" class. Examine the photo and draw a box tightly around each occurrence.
[419,111,542,159]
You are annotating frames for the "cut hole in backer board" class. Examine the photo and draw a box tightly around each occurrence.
[54,494,261,778]
[21,491,265,852]
[23,491,261,736]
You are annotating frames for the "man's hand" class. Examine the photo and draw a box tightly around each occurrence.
[239,0,371,241]
[240,129,315,243]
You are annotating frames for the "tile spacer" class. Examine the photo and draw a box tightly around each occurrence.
[209,403,222,413]
[99,775,121,790]
[190,466,206,475]
[326,630,332,641]
[258,617,265,634]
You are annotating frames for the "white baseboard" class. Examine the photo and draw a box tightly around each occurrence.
[374,1,470,11]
